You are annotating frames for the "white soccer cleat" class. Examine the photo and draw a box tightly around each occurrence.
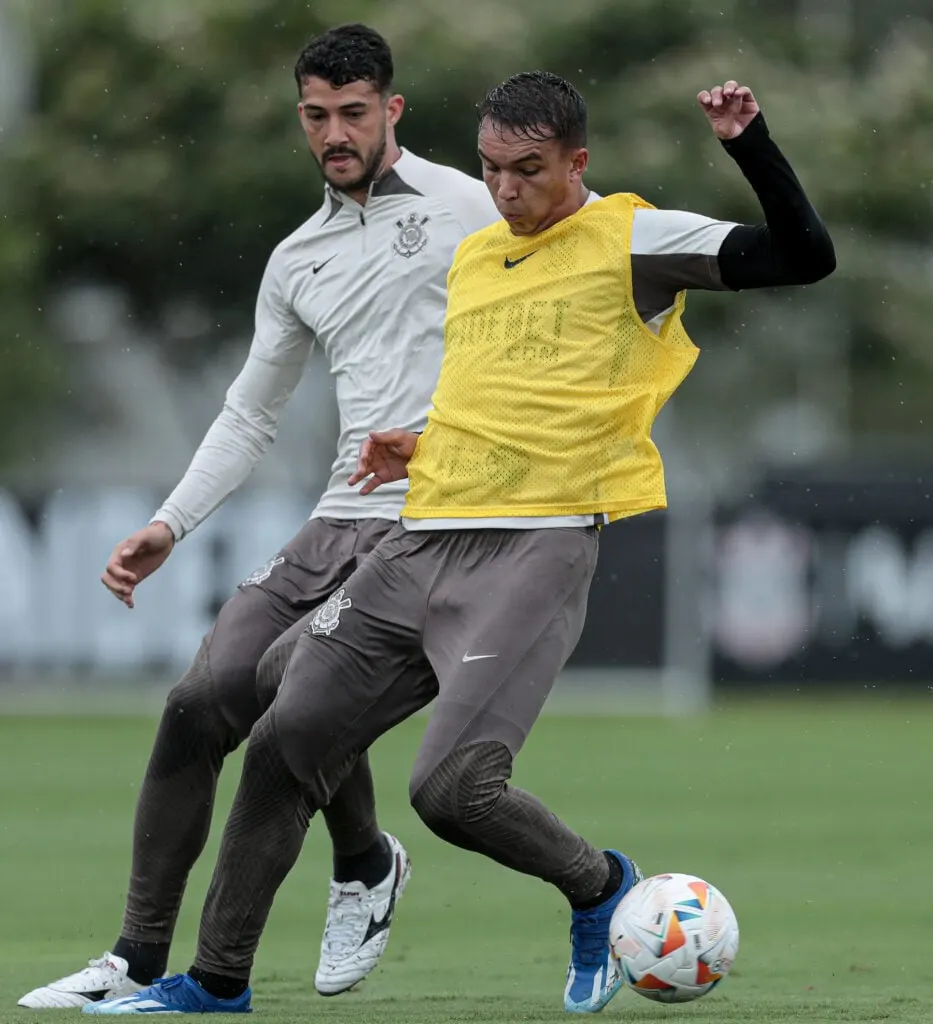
[315,832,411,996]
[18,953,143,1009]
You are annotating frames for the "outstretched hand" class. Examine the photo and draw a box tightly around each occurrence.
[348,428,420,495]
[101,521,176,608]
[697,81,760,140]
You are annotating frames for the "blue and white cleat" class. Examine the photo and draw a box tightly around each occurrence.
[563,851,642,1014]
[81,974,252,1014]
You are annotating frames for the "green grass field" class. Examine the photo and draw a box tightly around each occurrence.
[1,698,931,1023]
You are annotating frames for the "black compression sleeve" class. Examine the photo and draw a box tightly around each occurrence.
[717,112,835,290]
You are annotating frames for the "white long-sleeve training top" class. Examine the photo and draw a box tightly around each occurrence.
[152,148,499,540]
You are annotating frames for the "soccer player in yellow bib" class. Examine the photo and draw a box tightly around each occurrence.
[89,75,834,1016]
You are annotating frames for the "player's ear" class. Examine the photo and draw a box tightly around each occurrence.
[569,147,589,182]
[385,93,405,127]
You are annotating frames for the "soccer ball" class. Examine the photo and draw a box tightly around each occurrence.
[609,873,739,1003]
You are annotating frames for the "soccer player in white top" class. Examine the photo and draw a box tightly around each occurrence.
[18,23,497,1010]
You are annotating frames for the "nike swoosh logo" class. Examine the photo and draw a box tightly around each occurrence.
[312,255,337,275]
[81,991,112,1003]
[462,652,497,662]
[503,251,537,269]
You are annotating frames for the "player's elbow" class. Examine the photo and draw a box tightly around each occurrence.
[221,402,278,452]
[795,231,836,285]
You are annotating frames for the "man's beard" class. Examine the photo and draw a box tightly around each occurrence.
[318,134,388,194]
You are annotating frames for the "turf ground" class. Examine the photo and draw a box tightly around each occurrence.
[0,698,931,1023]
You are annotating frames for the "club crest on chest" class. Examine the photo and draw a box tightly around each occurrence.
[393,213,430,258]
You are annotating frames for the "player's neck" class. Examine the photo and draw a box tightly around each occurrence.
[345,140,404,207]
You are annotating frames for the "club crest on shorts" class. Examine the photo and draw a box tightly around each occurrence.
[309,588,352,636]
[241,555,285,587]
[393,213,429,258]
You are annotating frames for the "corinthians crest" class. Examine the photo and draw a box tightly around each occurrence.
[241,555,284,587]
[309,587,352,636]
[393,212,430,258]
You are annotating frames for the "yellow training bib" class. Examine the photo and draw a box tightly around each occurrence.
[404,193,699,522]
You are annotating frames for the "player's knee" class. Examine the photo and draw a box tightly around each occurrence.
[269,696,338,808]
[268,699,305,776]
[170,631,260,742]
[152,642,239,773]
[164,642,215,723]
[239,711,314,826]
[200,640,265,742]
[410,741,513,834]
[255,639,294,715]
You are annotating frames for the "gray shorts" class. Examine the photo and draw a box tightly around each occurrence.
[236,516,394,612]
[272,524,598,798]
[203,516,395,725]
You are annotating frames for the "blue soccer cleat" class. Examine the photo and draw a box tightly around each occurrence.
[564,850,642,1014]
[81,973,252,1015]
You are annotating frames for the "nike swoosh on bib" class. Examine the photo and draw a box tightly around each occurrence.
[503,251,537,269]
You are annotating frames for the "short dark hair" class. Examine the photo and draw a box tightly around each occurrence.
[478,71,587,148]
[294,23,394,95]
